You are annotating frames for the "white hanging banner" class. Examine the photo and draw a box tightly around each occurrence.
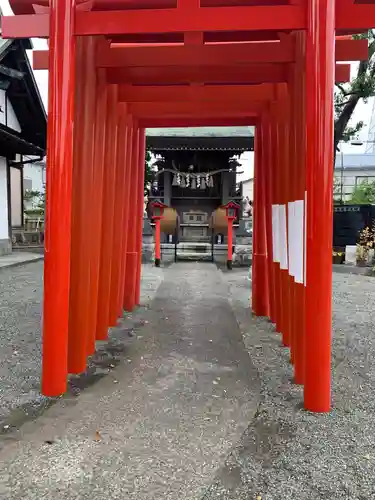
[288,201,295,277]
[294,199,305,284]
[279,204,288,270]
[272,204,280,263]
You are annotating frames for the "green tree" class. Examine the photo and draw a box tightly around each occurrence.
[334,30,375,161]
[144,148,152,195]
[348,180,375,204]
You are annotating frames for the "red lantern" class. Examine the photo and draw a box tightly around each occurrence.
[149,200,167,266]
[222,201,240,269]
[150,200,166,220]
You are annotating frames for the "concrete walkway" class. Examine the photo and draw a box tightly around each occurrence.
[0,263,260,500]
[0,252,43,270]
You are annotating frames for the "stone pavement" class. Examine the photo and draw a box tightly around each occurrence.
[0,263,260,500]
[0,251,43,270]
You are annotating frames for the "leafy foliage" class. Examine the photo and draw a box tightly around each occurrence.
[24,189,45,214]
[334,30,375,157]
[144,148,153,195]
[348,180,375,204]
[24,189,42,201]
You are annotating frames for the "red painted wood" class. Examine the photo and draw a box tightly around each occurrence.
[6,0,295,16]
[227,219,233,262]
[105,64,288,85]
[292,31,306,386]
[252,126,269,317]
[75,6,306,35]
[304,0,335,413]
[2,6,305,38]
[8,0,364,414]
[269,112,282,335]
[4,4,375,39]
[336,3,375,30]
[123,127,140,312]
[68,36,96,373]
[116,112,130,316]
[154,219,161,262]
[118,84,276,103]
[87,68,107,355]
[263,114,276,324]
[134,129,146,306]
[96,85,119,340]
[32,57,349,88]
[121,120,134,311]
[127,101,264,118]
[96,41,294,66]
[32,38,365,74]
[41,0,76,397]
[335,37,368,61]
[139,117,256,127]
[108,112,128,326]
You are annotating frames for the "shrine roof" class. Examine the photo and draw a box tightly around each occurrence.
[146,126,254,152]
[0,33,46,156]
[146,126,254,138]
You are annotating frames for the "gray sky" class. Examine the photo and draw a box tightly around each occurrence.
[1,0,374,178]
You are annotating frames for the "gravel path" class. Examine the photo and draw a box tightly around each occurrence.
[215,269,375,500]
[0,261,44,421]
[0,262,163,430]
[0,263,259,500]
[1,262,375,499]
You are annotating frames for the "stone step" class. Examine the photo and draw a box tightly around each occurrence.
[180,236,211,243]
[176,251,213,261]
[177,242,212,249]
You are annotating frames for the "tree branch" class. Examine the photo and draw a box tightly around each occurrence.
[335,100,351,107]
[334,31,375,163]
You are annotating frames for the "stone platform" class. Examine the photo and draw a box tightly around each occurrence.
[142,217,252,266]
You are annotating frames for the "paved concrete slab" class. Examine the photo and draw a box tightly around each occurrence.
[0,263,260,500]
[0,252,43,270]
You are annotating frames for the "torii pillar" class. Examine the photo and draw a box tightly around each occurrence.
[304,0,335,412]
[41,0,76,396]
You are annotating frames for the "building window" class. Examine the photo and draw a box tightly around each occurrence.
[23,178,32,192]
[355,176,375,186]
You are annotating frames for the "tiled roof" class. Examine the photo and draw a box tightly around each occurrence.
[146,126,254,138]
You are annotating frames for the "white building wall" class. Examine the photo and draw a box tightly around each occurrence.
[0,157,9,241]
[237,151,254,182]
[242,178,254,201]
[23,161,46,193]
[0,90,22,133]
[0,90,5,127]
[6,99,21,133]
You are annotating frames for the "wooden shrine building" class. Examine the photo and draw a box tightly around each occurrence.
[146,127,252,242]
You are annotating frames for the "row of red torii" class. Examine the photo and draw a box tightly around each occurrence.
[3,0,375,413]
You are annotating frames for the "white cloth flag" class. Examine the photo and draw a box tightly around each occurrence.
[272,204,280,263]
[279,204,288,270]
[288,201,295,277]
[294,199,304,284]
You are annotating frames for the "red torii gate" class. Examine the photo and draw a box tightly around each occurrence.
[2,0,375,413]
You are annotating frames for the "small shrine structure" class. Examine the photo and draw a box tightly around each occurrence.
[146,126,252,246]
